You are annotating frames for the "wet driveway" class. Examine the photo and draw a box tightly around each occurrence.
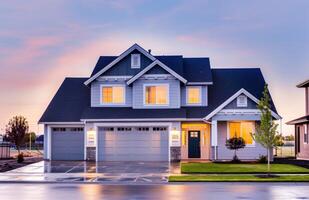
[0,183,308,200]
[0,161,180,184]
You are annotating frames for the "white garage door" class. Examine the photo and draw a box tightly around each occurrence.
[98,127,169,161]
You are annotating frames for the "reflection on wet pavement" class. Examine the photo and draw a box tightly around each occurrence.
[1,161,176,184]
[0,183,308,200]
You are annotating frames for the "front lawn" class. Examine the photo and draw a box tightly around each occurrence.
[181,163,309,174]
[169,174,309,182]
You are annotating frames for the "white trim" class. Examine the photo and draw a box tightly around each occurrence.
[204,88,281,120]
[217,109,261,115]
[211,120,218,147]
[95,126,99,162]
[127,60,187,85]
[187,82,213,85]
[226,121,256,147]
[84,44,156,85]
[47,126,51,160]
[304,124,308,144]
[83,122,87,160]
[143,83,170,107]
[39,122,84,125]
[186,86,202,106]
[131,54,141,68]
[81,118,205,122]
[99,84,126,105]
[97,76,132,81]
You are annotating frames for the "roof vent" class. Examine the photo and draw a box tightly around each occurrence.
[148,49,151,54]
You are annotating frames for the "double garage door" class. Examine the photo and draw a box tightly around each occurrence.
[51,126,169,161]
[98,126,169,161]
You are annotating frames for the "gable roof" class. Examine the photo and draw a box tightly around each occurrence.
[126,60,187,85]
[204,88,281,120]
[297,80,309,88]
[39,68,280,123]
[84,44,156,85]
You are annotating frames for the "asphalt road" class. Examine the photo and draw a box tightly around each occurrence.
[0,183,308,200]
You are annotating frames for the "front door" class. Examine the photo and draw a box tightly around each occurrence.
[188,131,201,158]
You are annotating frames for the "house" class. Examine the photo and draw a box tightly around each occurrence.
[287,80,309,160]
[39,44,281,162]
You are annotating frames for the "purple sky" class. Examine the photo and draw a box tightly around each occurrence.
[0,0,308,135]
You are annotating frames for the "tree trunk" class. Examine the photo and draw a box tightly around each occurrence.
[267,148,271,174]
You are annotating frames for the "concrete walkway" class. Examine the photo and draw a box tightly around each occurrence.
[0,161,180,184]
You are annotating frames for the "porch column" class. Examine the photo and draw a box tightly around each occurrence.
[211,120,218,160]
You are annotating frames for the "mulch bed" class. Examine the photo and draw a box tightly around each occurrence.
[0,156,43,172]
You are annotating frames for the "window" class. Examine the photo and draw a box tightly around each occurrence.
[153,127,167,131]
[117,127,132,131]
[304,124,308,144]
[52,128,66,132]
[101,85,125,104]
[144,84,168,105]
[187,86,201,104]
[228,121,255,145]
[136,127,149,131]
[237,95,248,107]
[69,128,84,132]
[99,127,114,131]
[131,54,141,68]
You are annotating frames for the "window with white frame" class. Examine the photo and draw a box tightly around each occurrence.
[131,54,141,68]
[237,95,248,107]
[228,121,255,145]
[187,86,201,105]
[101,85,125,104]
[304,124,308,144]
[144,84,168,105]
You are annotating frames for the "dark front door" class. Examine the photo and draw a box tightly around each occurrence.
[188,131,201,158]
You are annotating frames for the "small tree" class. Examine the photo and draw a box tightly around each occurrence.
[226,136,246,162]
[5,116,29,155]
[251,84,279,173]
[274,134,284,156]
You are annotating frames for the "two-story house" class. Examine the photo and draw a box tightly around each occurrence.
[287,80,309,160]
[39,44,281,162]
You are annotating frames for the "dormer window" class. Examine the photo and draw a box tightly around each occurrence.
[131,54,141,68]
[237,95,247,107]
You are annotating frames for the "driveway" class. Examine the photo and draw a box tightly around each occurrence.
[0,161,180,184]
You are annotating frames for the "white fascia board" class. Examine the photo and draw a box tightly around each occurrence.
[81,118,203,122]
[84,44,156,86]
[38,122,84,125]
[203,88,281,120]
[187,82,213,85]
[126,60,187,85]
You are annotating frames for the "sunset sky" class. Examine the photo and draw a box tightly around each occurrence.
[0,0,308,135]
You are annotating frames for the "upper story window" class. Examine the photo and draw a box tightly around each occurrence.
[237,95,247,107]
[187,86,201,105]
[228,121,255,146]
[144,84,169,106]
[101,85,125,104]
[131,54,141,68]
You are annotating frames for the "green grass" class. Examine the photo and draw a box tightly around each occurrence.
[169,175,309,182]
[181,163,309,174]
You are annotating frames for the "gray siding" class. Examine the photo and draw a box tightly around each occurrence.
[224,95,257,109]
[103,49,153,76]
[181,86,208,106]
[91,80,132,107]
[145,64,169,74]
[132,78,181,109]
[216,121,267,160]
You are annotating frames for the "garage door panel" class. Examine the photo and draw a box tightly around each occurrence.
[98,127,169,161]
[51,129,84,161]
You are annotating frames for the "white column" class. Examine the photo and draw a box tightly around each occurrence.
[47,126,51,160]
[211,120,218,160]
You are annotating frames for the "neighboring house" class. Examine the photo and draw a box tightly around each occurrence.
[287,80,309,160]
[39,44,281,162]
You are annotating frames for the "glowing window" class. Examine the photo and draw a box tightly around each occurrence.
[187,86,201,104]
[228,122,255,145]
[144,85,168,105]
[101,86,125,104]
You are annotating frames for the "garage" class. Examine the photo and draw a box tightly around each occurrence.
[98,126,169,161]
[51,127,84,160]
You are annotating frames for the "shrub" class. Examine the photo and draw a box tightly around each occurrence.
[17,153,24,163]
[258,155,267,163]
[226,136,246,162]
